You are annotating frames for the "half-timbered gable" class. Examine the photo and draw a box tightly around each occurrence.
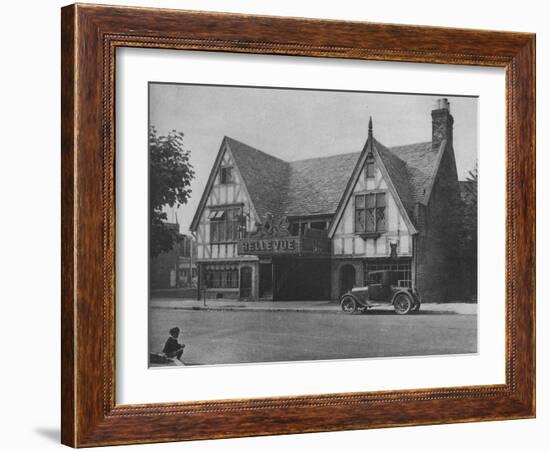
[330,138,415,260]
[191,137,260,261]
[327,112,460,299]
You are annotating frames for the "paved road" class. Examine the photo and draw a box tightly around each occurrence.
[150,309,477,366]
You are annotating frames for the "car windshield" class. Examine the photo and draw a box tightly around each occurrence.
[367,272,382,284]
[368,271,398,286]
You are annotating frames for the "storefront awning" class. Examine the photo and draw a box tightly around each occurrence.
[208,210,226,220]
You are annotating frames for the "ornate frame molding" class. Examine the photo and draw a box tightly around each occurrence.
[61,4,535,447]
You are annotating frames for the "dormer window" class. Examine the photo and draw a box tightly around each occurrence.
[365,158,375,179]
[219,166,233,184]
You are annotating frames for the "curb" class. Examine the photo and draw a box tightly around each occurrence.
[151,304,476,315]
[151,305,340,314]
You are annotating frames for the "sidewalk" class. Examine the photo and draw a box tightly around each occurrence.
[150,297,477,315]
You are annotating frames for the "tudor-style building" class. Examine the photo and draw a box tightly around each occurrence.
[190,98,467,302]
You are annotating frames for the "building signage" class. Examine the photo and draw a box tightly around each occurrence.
[238,237,300,255]
[238,235,330,256]
[237,214,330,256]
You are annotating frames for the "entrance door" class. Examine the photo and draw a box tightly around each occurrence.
[340,265,356,295]
[259,263,273,299]
[239,266,252,299]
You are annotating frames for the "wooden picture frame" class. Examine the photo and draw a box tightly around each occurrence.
[61,3,535,447]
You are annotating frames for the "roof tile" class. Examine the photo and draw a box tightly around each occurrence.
[225,136,440,226]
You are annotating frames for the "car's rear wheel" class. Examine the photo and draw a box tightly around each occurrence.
[341,296,357,314]
[394,294,413,315]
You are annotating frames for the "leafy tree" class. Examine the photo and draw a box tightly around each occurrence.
[460,162,477,242]
[149,127,195,257]
[458,162,478,299]
[464,163,478,208]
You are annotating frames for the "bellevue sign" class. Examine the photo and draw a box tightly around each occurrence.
[236,214,330,256]
[238,237,300,255]
[237,235,330,256]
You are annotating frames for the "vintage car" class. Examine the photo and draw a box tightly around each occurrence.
[340,270,420,315]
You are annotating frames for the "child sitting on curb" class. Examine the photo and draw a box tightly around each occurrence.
[162,326,186,365]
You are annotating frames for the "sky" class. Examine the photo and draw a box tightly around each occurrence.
[149,83,478,234]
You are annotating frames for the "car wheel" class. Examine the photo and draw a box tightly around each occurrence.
[341,296,357,314]
[394,294,413,315]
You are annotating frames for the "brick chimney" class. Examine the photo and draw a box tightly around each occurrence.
[431,98,454,152]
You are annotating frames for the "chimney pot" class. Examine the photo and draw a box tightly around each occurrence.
[435,98,450,111]
[431,98,453,151]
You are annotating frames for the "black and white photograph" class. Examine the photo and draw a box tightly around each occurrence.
[1,0,543,449]
[148,83,478,367]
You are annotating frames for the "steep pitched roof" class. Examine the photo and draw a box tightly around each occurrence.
[225,137,289,220]
[195,135,444,232]
[226,137,360,220]
[328,134,445,237]
[391,141,441,204]
[375,140,440,222]
[284,153,360,217]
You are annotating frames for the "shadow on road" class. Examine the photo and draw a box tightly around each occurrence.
[356,309,462,316]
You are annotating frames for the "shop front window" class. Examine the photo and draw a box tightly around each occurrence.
[206,268,239,288]
[363,260,412,288]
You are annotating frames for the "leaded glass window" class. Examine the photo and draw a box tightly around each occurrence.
[355,192,387,233]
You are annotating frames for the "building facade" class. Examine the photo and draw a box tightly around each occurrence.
[190,99,471,302]
[150,224,198,296]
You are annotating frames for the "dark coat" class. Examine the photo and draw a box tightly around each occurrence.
[163,336,184,357]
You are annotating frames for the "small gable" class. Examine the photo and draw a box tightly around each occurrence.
[333,151,411,238]
[191,140,261,261]
[328,131,418,240]
[206,145,248,206]
[190,138,259,234]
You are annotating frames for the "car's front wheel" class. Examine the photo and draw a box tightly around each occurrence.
[341,296,357,314]
[393,294,413,315]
